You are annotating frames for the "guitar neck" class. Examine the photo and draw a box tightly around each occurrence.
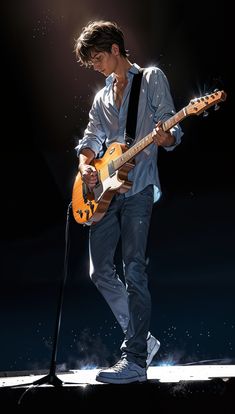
[114,107,187,170]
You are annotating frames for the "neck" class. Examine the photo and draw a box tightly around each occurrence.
[114,57,132,84]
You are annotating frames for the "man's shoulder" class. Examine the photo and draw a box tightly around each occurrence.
[143,65,164,77]
[141,66,167,85]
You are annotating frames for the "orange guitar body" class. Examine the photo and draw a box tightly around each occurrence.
[72,142,135,225]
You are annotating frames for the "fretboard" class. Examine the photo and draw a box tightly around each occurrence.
[113,107,187,170]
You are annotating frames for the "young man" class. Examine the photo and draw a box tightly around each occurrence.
[74,20,183,384]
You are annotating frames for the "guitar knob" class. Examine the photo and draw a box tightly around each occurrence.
[76,209,83,218]
[214,104,220,111]
[203,110,209,117]
[84,209,90,221]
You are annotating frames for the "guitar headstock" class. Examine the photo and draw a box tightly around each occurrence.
[186,90,227,116]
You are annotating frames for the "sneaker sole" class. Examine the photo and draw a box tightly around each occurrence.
[96,375,147,384]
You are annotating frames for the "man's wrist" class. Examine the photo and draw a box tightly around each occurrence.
[166,134,176,146]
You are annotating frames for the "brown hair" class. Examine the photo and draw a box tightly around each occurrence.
[74,20,128,67]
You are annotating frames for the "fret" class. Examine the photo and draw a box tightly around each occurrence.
[162,109,187,132]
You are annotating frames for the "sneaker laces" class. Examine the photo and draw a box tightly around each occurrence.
[112,359,129,372]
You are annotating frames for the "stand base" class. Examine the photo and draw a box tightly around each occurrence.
[32,373,63,387]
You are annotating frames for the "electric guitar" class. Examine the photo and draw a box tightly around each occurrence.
[72,90,227,225]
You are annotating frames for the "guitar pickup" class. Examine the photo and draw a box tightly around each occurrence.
[94,170,101,187]
[88,201,94,213]
[108,161,115,177]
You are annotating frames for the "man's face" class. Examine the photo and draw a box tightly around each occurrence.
[89,47,118,77]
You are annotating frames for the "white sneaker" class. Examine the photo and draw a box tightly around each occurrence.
[96,358,147,384]
[146,334,160,367]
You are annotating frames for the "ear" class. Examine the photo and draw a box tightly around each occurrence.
[111,43,120,56]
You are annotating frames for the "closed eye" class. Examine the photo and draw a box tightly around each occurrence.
[90,53,104,65]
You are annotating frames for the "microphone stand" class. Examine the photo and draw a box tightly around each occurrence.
[5,202,80,403]
[29,202,72,388]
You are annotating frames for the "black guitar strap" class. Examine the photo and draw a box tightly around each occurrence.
[125,68,144,147]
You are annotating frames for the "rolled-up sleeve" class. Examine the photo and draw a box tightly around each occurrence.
[150,68,184,152]
[75,97,106,158]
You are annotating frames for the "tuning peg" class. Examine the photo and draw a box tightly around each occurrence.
[203,110,209,117]
[214,104,220,111]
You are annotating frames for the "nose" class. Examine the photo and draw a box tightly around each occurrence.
[93,62,100,71]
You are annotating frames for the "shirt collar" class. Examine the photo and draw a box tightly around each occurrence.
[105,63,141,86]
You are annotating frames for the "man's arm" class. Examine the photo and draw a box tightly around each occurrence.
[79,148,98,189]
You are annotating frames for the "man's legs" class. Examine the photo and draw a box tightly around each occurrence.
[89,187,157,379]
[89,195,129,332]
[120,185,154,367]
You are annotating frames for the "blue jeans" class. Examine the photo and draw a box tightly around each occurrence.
[89,185,154,367]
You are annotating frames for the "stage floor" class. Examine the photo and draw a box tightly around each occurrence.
[1,365,234,410]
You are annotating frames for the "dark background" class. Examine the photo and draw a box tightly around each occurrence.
[1,0,234,373]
